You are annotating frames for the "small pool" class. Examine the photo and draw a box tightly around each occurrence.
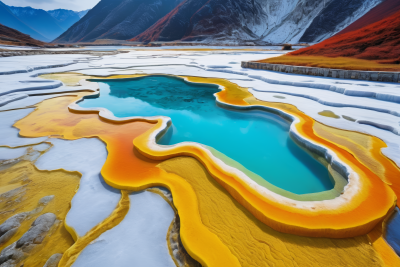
[80,76,333,194]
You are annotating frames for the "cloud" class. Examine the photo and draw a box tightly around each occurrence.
[2,0,99,11]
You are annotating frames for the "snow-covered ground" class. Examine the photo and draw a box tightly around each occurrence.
[35,138,122,238]
[0,44,42,50]
[73,191,175,267]
[0,48,399,265]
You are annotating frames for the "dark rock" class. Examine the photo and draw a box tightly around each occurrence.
[168,214,201,267]
[15,213,56,249]
[43,253,62,267]
[133,0,380,44]
[0,214,27,245]
[0,242,25,266]
[38,196,54,206]
[54,0,184,43]
[300,0,376,42]
[282,44,293,50]
[0,212,57,267]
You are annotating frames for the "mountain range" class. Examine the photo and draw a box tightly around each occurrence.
[336,0,400,35]
[54,0,184,43]
[0,0,395,45]
[133,0,384,44]
[47,9,89,32]
[0,23,45,46]
[291,0,400,63]
[0,1,89,42]
[56,0,386,44]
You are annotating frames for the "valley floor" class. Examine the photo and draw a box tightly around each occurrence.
[0,47,399,266]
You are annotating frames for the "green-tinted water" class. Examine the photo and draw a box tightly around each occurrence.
[80,76,333,194]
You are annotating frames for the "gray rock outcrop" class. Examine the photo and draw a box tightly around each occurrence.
[16,213,56,250]
[0,214,27,246]
[0,213,56,267]
[43,253,62,267]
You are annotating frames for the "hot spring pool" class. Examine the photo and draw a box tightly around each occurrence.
[80,76,333,194]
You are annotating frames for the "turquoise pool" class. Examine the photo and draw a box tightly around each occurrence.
[80,76,333,194]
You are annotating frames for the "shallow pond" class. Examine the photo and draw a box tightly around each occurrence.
[80,76,333,194]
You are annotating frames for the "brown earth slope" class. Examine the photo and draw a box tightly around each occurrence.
[258,8,400,71]
[0,23,45,47]
[337,0,400,35]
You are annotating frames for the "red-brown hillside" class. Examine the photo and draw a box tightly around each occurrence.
[0,23,44,47]
[291,9,400,64]
[132,0,188,42]
[337,0,400,35]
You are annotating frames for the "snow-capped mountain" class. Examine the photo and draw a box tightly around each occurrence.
[7,5,66,41]
[77,10,89,18]
[134,0,385,44]
[0,1,48,42]
[47,9,89,31]
[336,0,400,35]
[291,2,400,63]
[54,0,184,43]
[54,0,387,44]
[0,1,90,42]
[299,0,383,43]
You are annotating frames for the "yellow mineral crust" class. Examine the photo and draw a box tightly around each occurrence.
[59,190,130,266]
[312,123,400,196]
[14,94,241,267]
[0,160,80,266]
[14,74,400,264]
[367,215,400,267]
[132,76,397,238]
[159,156,385,267]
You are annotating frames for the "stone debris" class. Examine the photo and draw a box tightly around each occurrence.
[43,253,62,267]
[0,214,27,246]
[0,185,26,202]
[0,213,56,267]
[0,242,25,267]
[168,214,201,267]
[16,213,56,250]
[37,196,54,206]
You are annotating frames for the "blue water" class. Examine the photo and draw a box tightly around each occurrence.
[386,207,400,256]
[80,76,333,194]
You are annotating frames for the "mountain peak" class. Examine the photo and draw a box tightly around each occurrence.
[0,2,91,42]
[55,0,184,43]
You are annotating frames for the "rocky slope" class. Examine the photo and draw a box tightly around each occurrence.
[50,0,387,44]
[299,0,383,43]
[133,0,384,44]
[0,1,90,42]
[7,6,66,41]
[134,0,270,43]
[0,23,45,46]
[47,9,89,31]
[291,8,400,63]
[0,1,47,42]
[54,0,184,43]
[336,0,400,35]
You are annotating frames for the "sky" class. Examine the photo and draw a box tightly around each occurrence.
[1,0,100,11]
